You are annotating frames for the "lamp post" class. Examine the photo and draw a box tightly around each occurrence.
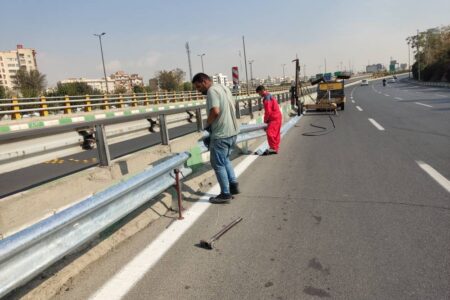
[198,53,205,73]
[94,32,109,94]
[281,64,286,80]
[248,60,254,86]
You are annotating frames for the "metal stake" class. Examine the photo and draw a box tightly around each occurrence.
[174,168,184,220]
[159,114,169,145]
[94,124,111,166]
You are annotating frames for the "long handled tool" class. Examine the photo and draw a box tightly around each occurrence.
[200,217,243,249]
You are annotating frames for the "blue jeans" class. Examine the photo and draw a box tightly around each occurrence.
[210,135,238,195]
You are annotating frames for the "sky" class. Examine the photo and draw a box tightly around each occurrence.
[1,0,449,86]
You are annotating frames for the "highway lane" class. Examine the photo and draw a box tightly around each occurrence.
[50,80,449,299]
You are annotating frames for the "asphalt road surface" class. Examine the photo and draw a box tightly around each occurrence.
[49,78,450,300]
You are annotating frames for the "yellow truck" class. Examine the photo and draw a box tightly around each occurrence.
[299,78,346,114]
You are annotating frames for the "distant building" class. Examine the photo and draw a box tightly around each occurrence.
[110,71,144,93]
[0,44,38,91]
[400,63,408,71]
[59,77,115,93]
[366,64,385,73]
[60,71,144,94]
[212,73,230,87]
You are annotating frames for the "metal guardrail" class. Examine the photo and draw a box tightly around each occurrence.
[0,91,292,166]
[0,86,291,120]
[0,151,192,298]
[0,120,285,298]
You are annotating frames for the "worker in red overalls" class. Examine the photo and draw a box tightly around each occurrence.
[256,85,282,155]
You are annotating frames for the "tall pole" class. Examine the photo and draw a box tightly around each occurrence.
[198,54,205,73]
[282,64,286,79]
[249,60,254,86]
[94,32,109,94]
[242,36,250,95]
[324,58,327,73]
[303,64,306,80]
[185,42,193,81]
[408,40,411,78]
[417,29,421,81]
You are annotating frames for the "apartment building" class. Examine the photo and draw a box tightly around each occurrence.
[59,77,115,94]
[212,73,230,87]
[0,44,38,91]
[60,71,143,94]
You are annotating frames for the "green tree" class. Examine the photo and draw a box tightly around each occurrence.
[0,86,5,99]
[182,82,193,91]
[133,85,145,94]
[15,69,46,98]
[144,85,153,93]
[50,82,101,96]
[156,68,185,91]
[114,86,127,94]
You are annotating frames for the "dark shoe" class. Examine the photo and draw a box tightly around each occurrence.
[230,182,240,195]
[209,193,232,204]
[261,149,278,156]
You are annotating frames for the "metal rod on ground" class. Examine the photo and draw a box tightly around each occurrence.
[174,168,184,220]
[94,124,111,166]
[199,217,243,249]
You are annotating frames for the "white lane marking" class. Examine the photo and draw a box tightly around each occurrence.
[356,106,363,111]
[435,94,447,97]
[416,161,450,193]
[384,94,390,97]
[350,87,357,99]
[351,100,355,103]
[394,97,403,100]
[415,102,433,108]
[368,118,385,131]
[89,143,265,300]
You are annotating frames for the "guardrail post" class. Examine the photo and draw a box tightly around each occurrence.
[195,108,204,131]
[174,168,184,220]
[159,114,169,145]
[103,94,109,110]
[144,92,149,106]
[118,94,124,108]
[235,101,241,119]
[85,95,92,112]
[40,96,49,117]
[11,96,21,120]
[164,91,169,104]
[248,98,254,119]
[64,95,72,114]
[132,93,138,107]
[95,124,111,167]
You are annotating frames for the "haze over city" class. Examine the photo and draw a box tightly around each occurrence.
[1,0,449,85]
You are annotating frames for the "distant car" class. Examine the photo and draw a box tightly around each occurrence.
[360,79,369,86]
[387,77,396,83]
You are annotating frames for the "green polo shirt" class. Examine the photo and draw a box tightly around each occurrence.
[206,83,239,139]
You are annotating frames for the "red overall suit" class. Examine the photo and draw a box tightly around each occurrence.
[262,92,282,152]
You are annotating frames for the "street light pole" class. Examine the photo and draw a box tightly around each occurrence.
[198,53,205,73]
[94,32,109,94]
[417,29,421,81]
[281,64,286,79]
[249,60,254,86]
